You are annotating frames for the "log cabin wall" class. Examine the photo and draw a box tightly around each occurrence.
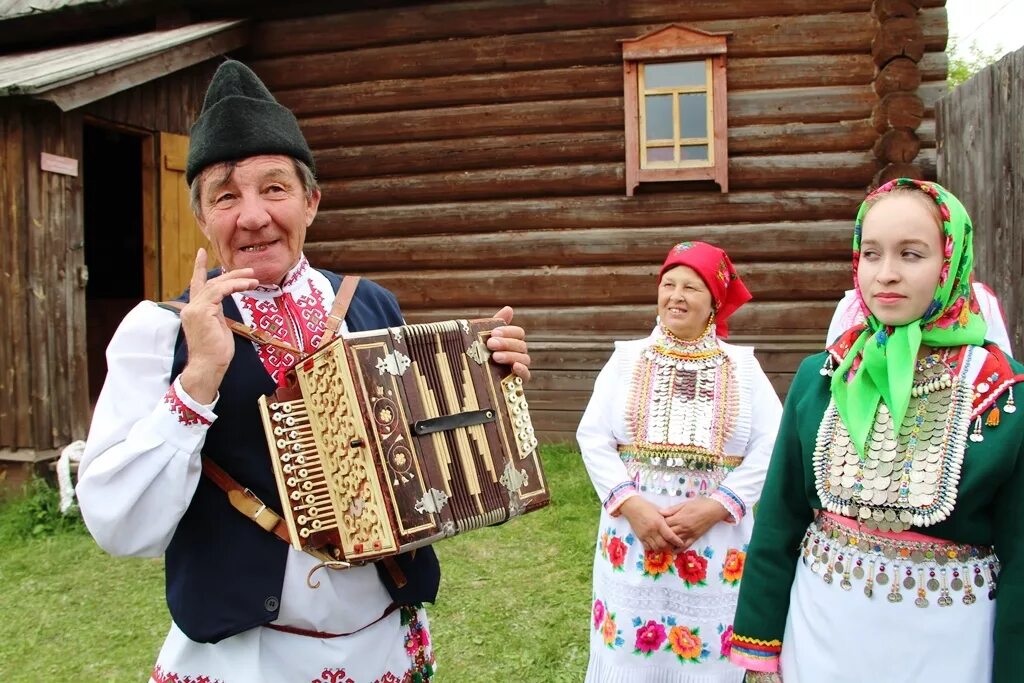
[245,0,948,443]
[0,62,215,457]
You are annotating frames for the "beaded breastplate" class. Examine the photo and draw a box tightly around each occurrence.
[625,323,738,470]
[813,348,976,532]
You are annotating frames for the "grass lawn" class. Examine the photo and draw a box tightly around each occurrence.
[0,444,597,682]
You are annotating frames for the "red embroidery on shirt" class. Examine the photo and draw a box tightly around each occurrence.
[162,384,211,427]
[282,255,310,289]
[313,670,356,683]
[239,280,327,386]
[152,665,223,683]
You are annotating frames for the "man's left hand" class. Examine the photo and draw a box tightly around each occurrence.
[488,306,531,381]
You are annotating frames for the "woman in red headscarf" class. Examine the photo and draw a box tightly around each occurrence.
[578,241,782,682]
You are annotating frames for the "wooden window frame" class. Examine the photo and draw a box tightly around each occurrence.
[621,24,731,196]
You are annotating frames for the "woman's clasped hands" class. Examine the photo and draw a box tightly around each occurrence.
[618,496,731,552]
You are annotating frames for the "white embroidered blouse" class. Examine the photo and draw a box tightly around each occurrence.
[577,330,782,525]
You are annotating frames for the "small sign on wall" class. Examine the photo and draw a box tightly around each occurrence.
[40,152,79,177]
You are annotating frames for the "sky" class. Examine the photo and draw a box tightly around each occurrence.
[945,0,1024,58]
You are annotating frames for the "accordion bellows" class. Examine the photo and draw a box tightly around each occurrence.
[258,318,549,564]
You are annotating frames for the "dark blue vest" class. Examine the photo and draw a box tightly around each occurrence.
[166,270,440,643]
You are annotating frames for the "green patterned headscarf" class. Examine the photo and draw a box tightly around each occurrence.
[831,178,988,457]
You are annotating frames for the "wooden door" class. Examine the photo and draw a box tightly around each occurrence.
[158,132,216,300]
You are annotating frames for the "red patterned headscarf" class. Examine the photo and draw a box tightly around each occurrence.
[658,241,752,338]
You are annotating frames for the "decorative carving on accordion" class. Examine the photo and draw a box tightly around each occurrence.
[262,342,399,561]
[261,318,551,565]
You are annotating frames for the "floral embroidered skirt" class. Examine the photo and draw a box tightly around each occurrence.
[587,491,749,683]
[148,606,433,683]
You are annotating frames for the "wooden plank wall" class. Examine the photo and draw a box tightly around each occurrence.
[937,48,1024,356]
[0,101,86,452]
[246,0,947,443]
[82,61,217,134]
[0,62,216,453]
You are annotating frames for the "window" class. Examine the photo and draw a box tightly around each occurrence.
[621,25,730,195]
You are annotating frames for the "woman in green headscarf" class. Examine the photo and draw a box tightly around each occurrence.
[726,178,1024,683]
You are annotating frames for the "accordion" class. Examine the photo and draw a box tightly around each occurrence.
[257,318,549,564]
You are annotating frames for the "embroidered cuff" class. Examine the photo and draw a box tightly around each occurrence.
[709,485,745,525]
[729,634,781,672]
[162,378,217,428]
[603,481,639,516]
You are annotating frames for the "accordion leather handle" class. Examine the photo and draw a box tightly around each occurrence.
[156,300,302,355]
[320,275,361,347]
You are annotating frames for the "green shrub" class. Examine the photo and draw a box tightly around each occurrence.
[0,478,87,542]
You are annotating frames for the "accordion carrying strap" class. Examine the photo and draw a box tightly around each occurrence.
[320,275,360,347]
[156,300,301,355]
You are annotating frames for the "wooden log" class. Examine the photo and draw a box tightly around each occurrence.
[315,152,875,210]
[873,56,921,96]
[727,151,878,189]
[315,132,621,179]
[276,66,622,118]
[524,389,597,412]
[919,7,948,51]
[871,92,924,132]
[872,0,923,21]
[918,80,945,115]
[275,54,877,118]
[527,370,604,393]
[252,15,880,91]
[728,120,877,155]
[872,162,923,188]
[528,409,586,433]
[312,120,877,180]
[918,49,947,81]
[306,220,854,271]
[317,163,623,210]
[528,343,617,371]
[872,17,925,67]
[354,261,851,309]
[301,85,876,148]
[725,54,875,91]
[251,0,878,57]
[872,128,920,163]
[729,86,877,126]
[401,301,842,337]
[307,190,864,241]
[301,98,623,149]
[918,118,935,147]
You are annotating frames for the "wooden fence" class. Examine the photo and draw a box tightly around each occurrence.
[937,48,1024,355]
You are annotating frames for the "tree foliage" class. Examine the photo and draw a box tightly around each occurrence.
[947,37,1004,89]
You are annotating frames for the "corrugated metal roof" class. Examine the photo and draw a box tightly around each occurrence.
[0,0,127,20]
[0,18,243,97]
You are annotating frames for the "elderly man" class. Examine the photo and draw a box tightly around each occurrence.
[76,60,530,683]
